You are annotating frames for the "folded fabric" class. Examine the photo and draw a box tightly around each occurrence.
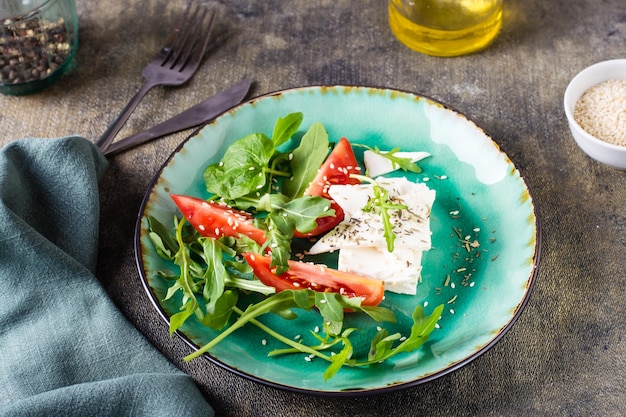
[0,137,214,416]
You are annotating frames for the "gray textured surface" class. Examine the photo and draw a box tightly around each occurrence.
[2,0,626,416]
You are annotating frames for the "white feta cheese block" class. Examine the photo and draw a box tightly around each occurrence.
[307,176,435,295]
[309,177,435,254]
[363,150,430,177]
[307,208,432,254]
[338,246,423,295]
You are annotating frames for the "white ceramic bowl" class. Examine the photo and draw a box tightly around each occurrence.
[563,59,626,170]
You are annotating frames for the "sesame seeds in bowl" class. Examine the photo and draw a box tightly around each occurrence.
[575,79,626,147]
[564,59,626,170]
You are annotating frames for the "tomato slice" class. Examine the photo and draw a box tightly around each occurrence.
[243,253,384,306]
[170,194,267,245]
[294,137,362,238]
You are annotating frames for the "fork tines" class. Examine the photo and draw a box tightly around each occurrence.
[162,2,216,72]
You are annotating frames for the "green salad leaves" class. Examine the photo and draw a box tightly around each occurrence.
[202,112,332,275]
[148,113,443,381]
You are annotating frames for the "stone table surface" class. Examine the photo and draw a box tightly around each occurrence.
[1,0,625,416]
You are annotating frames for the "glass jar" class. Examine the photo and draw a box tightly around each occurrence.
[0,0,78,95]
[389,0,503,57]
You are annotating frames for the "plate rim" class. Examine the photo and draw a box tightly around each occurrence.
[134,84,542,396]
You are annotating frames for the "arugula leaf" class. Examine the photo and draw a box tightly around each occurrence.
[368,329,401,362]
[147,215,178,259]
[231,192,289,212]
[169,217,200,335]
[292,289,312,309]
[200,238,226,306]
[382,147,424,173]
[395,304,443,354]
[261,195,334,274]
[356,305,397,323]
[361,304,444,365]
[163,281,183,301]
[201,289,238,329]
[272,112,303,147]
[315,292,345,324]
[324,332,353,380]
[204,133,279,200]
[223,275,275,295]
[282,122,330,199]
[169,298,197,336]
[280,195,333,234]
[357,176,408,252]
[196,238,242,330]
[263,213,293,275]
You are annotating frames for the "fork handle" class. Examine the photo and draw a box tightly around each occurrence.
[95,80,157,153]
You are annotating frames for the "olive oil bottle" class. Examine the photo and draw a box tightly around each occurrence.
[389,0,503,57]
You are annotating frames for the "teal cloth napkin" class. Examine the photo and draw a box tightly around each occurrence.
[0,137,214,416]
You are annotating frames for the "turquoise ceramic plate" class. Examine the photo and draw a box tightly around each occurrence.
[136,86,540,395]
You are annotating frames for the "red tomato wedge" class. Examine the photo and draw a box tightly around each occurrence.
[243,253,384,306]
[294,137,362,238]
[170,194,267,245]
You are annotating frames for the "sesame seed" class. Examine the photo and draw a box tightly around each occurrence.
[574,79,626,146]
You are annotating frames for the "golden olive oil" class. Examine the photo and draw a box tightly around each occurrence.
[389,0,503,57]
